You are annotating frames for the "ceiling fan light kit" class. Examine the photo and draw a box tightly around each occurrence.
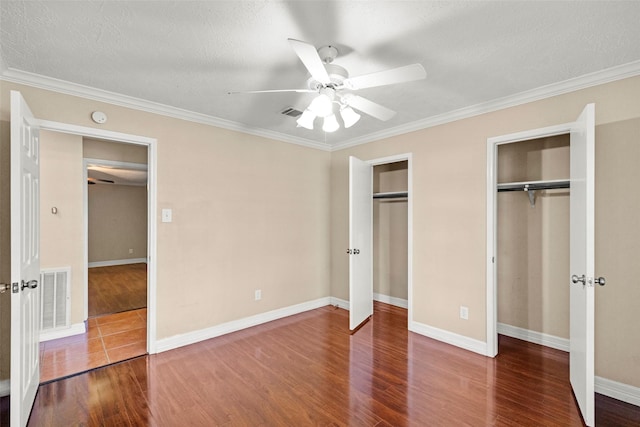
[340,106,361,128]
[230,38,426,133]
[322,114,340,133]
[296,109,316,130]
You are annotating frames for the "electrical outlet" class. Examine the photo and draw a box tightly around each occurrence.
[255,290,262,301]
[129,248,134,254]
[460,306,469,320]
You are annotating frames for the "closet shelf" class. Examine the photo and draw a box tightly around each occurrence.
[373,191,408,199]
[497,179,569,207]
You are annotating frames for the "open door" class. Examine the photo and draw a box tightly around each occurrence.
[10,91,41,426]
[569,103,597,426]
[348,156,373,331]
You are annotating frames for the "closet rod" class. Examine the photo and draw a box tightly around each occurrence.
[373,191,408,199]
[497,180,570,192]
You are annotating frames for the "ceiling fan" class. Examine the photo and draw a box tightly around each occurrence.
[229,39,427,132]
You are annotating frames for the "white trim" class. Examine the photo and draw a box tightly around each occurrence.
[88,258,147,268]
[330,297,349,310]
[409,320,487,356]
[39,322,86,342]
[146,139,158,354]
[595,376,640,407]
[38,119,155,145]
[155,297,331,353]
[36,117,158,355]
[331,60,640,151]
[373,293,408,309]
[5,60,640,153]
[2,70,331,152]
[0,380,9,397]
[497,323,569,352]
[486,122,574,357]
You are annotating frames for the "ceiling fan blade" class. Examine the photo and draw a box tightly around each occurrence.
[343,63,426,90]
[343,95,396,121]
[228,89,315,95]
[288,38,331,84]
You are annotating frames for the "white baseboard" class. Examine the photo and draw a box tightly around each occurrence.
[39,322,86,342]
[330,297,349,310]
[498,323,640,407]
[497,322,569,352]
[373,293,408,309]
[595,376,640,407]
[88,258,147,268]
[0,379,9,397]
[155,297,331,353]
[409,320,487,356]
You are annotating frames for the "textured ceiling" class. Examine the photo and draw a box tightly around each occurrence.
[2,1,640,149]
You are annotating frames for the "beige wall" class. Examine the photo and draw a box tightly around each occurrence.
[1,74,639,390]
[497,136,570,339]
[0,120,10,382]
[39,131,85,325]
[0,82,332,344]
[88,184,147,263]
[594,117,640,385]
[373,162,408,300]
[330,75,640,388]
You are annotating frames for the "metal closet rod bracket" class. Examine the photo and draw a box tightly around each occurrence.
[497,180,570,208]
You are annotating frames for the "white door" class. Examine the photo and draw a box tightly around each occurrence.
[10,91,41,427]
[569,103,596,427]
[348,156,373,330]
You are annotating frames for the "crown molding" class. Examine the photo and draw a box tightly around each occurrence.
[3,60,640,154]
[331,59,640,151]
[0,68,332,152]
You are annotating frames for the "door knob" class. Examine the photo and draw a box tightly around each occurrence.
[594,277,606,286]
[0,283,10,293]
[571,274,585,284]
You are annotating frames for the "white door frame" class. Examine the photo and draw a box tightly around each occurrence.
[367,153,413,325]
[485,122,573,357]
[37,119,158,354]
[82,157,148,319]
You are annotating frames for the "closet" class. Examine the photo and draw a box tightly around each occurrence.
[373,161,408,309]
[497,135,570,346]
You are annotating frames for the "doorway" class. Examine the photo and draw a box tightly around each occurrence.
[349,153,413,330]
[84,148,149,319]
[373,161,409,311]
[486,104,597,426]
[37,123,157,382]
[495,135,570,349]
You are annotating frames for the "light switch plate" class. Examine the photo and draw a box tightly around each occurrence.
[161,208,172,223]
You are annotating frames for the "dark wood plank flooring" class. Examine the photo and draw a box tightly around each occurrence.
[88,263,147,317]
[13,302,640,426]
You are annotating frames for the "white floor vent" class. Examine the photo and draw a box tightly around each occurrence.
[40,267,71,332]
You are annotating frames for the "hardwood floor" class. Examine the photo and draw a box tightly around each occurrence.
[88,263,147,317]
[16,302,640,426]
[39,309,147,383]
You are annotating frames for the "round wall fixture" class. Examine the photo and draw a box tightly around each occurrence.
[91,111,108,124]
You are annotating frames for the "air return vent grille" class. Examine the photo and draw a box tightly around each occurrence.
[40,268,71,331]
[280,107,303,118]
